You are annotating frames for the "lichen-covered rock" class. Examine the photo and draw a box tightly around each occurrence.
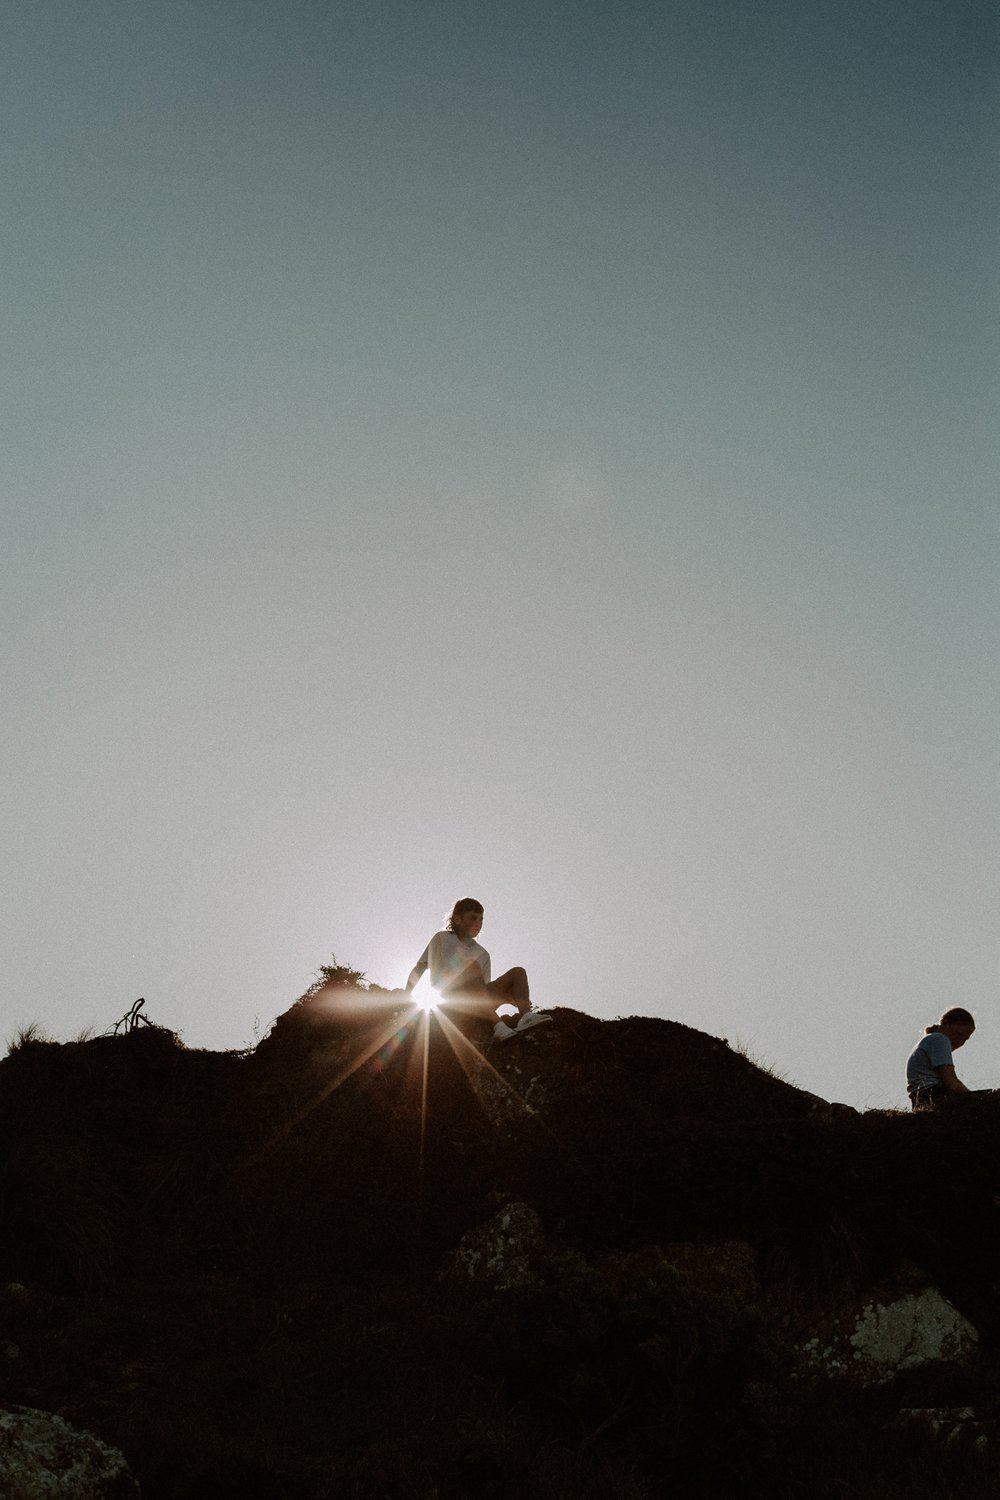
[466,1058,541,1128]
[849,1288,977,1375]
[801,1285,978,1384]
[467,1034,559,1127]
[0,1405,139,1498]
[445,1201,545,1290]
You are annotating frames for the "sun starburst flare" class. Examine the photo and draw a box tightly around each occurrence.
[432,1006,537,1120]
[250,988,541,1177]
[251,1000,424,1161]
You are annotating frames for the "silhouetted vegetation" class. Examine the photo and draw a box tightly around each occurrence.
[294,954,372,1003]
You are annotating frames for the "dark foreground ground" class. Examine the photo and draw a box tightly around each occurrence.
[2,984,1000,1497]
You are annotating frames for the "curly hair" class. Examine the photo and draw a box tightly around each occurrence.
[446,898,484,933]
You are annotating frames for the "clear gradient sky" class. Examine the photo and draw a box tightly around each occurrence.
[3,1,997,1108]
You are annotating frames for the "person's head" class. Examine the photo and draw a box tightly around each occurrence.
[926,1006,976,1050]
[447,898,484,941]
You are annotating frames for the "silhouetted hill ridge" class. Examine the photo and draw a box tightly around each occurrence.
[2,993,1000,1496]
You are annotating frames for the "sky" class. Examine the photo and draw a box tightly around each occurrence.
[2,0,997,1109]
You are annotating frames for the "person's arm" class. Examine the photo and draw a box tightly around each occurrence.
[405,944,430,993]
[934,1064,968,1094]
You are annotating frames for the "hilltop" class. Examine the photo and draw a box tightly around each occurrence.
[2,981,1000,1497]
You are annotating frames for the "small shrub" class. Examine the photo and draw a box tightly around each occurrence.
[294,955,369,1005]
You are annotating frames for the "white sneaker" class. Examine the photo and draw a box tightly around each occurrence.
[493,1021,518,1042]
[515,1009,553,1033]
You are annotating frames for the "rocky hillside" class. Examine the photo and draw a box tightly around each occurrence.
[2,982,999,1497]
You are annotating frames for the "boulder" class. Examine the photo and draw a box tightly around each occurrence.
[445,1201,545,1290]
[800,1284,978,1384]
[849,1287,978,1375]
[0,1405,139,1498]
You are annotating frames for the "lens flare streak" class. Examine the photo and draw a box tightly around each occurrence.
[418,1007,430,1194]
[432,1007,537,1120]
[253,1002,423,1160]
[250,996,544,1183]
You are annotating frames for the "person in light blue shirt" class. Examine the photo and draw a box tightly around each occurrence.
[906,1007,976,1109]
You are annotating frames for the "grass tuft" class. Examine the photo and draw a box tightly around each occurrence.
[5,1020,53,1056]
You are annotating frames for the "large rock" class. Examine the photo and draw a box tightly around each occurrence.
[0,1405,139,1498]
[849,1287,978,1375]
[446,1205,759,1319]
[800,1284,978,1384]
[445,1201,545,1290]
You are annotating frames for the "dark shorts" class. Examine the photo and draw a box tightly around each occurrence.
[441,980,491,1002]
[442,975,508,1003]
[909,1086,946,1110]
[436,983,500,1040]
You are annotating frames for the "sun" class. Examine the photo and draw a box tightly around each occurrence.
[411,975,438,1013]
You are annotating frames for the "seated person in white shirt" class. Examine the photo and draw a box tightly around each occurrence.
[405,898,552,1042]
[906,1007,976,1108]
